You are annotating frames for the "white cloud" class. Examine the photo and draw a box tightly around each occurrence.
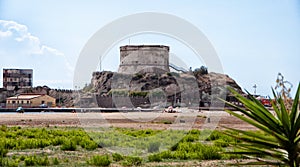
[0,20,73,88]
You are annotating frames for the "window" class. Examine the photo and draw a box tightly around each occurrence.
[12,101,15,104]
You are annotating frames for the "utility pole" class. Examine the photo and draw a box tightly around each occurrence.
[99,56,102,71]
[253,84,257,95]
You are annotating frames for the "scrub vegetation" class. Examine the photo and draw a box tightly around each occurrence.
[0,125,255,166]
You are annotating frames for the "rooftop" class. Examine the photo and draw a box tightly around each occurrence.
[6,94,45,100]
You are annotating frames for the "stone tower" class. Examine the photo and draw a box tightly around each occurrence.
[118,45,170,74]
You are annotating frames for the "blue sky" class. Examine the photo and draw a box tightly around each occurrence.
[0,0,299,96]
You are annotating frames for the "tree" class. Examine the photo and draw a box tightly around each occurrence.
[193,66,208,76]
[223,83,300,166]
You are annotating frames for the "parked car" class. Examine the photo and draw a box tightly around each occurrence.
[39,104,48,108]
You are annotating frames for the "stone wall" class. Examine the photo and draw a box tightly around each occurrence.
[118,45,170,74]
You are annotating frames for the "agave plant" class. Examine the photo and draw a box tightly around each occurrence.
[223,83,300,167]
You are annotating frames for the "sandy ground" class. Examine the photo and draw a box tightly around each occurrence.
[0,109,256,130]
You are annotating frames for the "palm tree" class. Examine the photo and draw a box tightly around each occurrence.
[223,83,300,166]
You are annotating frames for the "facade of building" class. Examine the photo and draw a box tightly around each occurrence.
[6,94,56,108]
[118,45,170,74]
[3,69,33,90]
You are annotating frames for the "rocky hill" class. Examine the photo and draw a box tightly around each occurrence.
[90,71,244,100]
[0,71,244,108]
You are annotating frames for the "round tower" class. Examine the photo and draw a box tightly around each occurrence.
[118,45,170,74]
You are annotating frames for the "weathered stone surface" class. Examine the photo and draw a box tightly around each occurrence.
[0,71,243,108]
[91,71,244,98]
[118,45,170,74]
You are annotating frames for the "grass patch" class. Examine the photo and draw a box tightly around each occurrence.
[112,152,124,162]
[87,155,111,166]
[121,156,143,166]
[0,126,268,166]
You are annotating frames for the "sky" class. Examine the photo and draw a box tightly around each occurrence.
[0,0,299,97]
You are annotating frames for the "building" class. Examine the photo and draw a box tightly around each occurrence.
[3,69,33,90]
[6,94,56,108]
[118,45,170,74]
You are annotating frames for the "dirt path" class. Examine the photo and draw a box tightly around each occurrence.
[0,110,256,130]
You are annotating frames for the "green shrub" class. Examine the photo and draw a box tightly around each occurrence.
[52,137,65,146]
[88,155,111,166]
[122,156,142,166]
[63,158,69,163]
[148,142,161,153]
[19,155,26,161]
[112,153,123,162]
[1,158,19,167]
[170,142,179,151]
[213,139,229,147]
[168,141,222,160]
[188,129,201,135]
[0,125,7,132]
[108,89,128,96]
[61,140,77,151]
[201,145,222,160]
[80,138,98,150]
[38,156,50,166]
[148,154,162,162]
[159,150,173,159]
[206,131,222,141]
[129,91,148,97]
[24,156,36,166]
[193,66,208,76]
[222,84,300,166]
[173,151,189,160]
[0,147,8,157]
[52,157,59,165]
[181,134,199,142]
[24,155,50,166]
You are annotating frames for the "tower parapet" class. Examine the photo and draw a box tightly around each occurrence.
[118,45,170,74]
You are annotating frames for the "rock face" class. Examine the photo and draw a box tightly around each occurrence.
[0,71,243,108]
[90,71,244,107]
[91,71,243,96]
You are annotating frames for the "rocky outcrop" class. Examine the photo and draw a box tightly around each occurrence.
[90,71,243,104]
[0,71,243,108]
[88,71,244,108]
[90,71,244,99]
